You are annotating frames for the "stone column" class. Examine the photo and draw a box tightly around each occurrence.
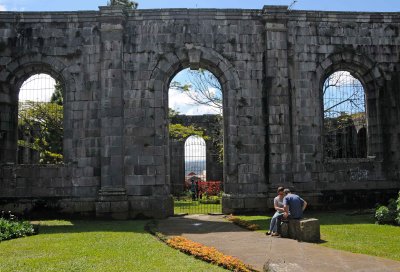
[95,6,128,219]
[263,6,294,190]
[0,84,17,164]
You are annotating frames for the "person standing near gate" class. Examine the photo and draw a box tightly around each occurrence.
[190,178,197,200]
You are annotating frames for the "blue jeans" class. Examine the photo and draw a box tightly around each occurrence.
[269,211,283,233]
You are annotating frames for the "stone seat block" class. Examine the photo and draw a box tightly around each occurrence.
[280,218,320,243]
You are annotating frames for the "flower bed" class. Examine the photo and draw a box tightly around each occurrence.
[145,221,255,272]
[166,236,255,272]
[226,215,260,231]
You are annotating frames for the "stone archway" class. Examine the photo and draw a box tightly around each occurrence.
[147,45,247,213]
[0,54,70,163]
[316,51,385,159]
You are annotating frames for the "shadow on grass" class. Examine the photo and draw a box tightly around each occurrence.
[156,216,253,236]
[306,210,375,226]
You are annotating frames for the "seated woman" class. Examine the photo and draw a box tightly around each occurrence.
[267,187,285,236]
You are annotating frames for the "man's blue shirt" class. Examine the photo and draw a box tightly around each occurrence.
[283,193,305,219]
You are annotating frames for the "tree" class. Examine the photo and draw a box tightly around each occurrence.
[50,81,63,106]
[169,123,209,141]
[170,69,224,161]
[323,71,365,117]
[18,101,63,164]
[323,71,367,158]
[108,0,138,9]
[170,69,222,113]
[168,108,209,141]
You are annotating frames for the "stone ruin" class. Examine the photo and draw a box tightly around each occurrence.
[0,5,399,218]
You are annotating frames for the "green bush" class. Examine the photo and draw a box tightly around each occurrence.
[375,206,396,225]
[0,218,36,241]
[375,191,400,226]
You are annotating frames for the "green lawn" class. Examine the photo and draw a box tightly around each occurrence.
[0,220,226,272]
[174,200,222,215]
[237,211,400,261]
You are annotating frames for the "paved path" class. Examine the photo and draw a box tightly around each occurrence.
[157,215,400,272]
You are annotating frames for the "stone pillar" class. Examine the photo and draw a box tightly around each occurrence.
[169,139,185,195]
[96,6,128,219]
[205,140,223,182]
[0,91,17,164]
[263,6,293,189]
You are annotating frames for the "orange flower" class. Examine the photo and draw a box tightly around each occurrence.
[226,215,260,231]
[166,236,254,272]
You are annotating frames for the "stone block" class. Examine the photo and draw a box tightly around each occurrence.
[282,218,320,242]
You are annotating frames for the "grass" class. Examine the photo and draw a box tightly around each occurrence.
[0,220,226,272]
[236,211,400,262]
[174,199,222,215]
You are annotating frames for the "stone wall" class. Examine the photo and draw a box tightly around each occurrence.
[0,5,399,218]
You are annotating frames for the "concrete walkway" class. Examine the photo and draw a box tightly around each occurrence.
[157,215,400,272]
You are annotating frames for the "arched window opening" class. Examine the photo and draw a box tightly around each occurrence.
[18,74,63,164]
[323,71,366,159]
[185,135,207,185]
[169,68,223,214]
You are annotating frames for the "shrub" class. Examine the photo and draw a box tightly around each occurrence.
[375,193,400,226]
[199,197,220,205]
[375,206,396,225]
[0,215,36,241]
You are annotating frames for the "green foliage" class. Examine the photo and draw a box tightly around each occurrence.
[375,205,396,225]
[18,101,63,164]
[50,81,63,106]
[169,123,209,141]
[324,112,365,132]
[0,218,35,241]
[375,192,400,226]
[107,0,138,9]
[168,108,180,119]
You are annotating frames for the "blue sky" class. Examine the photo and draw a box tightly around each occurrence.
[1,0,400,12]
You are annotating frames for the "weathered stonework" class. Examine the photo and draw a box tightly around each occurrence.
[0,5,399,218]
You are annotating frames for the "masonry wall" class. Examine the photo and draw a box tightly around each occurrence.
[0,6,399,218]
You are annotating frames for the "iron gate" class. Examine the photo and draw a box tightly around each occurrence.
[173,135,223,215]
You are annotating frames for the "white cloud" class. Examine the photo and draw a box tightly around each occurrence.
[168,87,221,116]
[19,74,56,102]
[0,5,6,11]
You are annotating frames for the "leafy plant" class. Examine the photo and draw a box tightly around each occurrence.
[0,218,36,241]
[169,123,209,141]
[18,101,63,164]
[375,195,399,225]
[375,206,396,225]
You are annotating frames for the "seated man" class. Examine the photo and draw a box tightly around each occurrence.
[283,189,307,219]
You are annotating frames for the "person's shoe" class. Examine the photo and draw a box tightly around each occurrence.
[266,231,271,235]
[271,232,280,237]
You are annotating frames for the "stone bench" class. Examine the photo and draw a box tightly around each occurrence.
[280,218,320,242]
